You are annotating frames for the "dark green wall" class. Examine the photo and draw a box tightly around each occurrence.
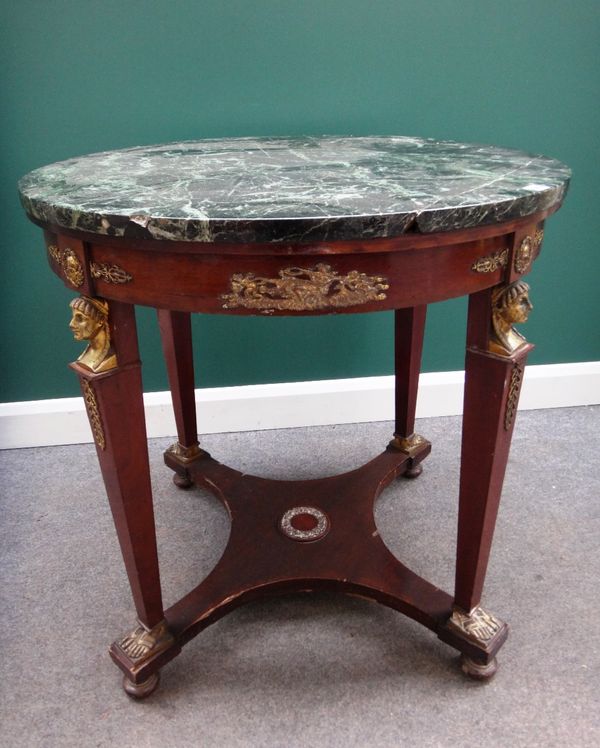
[1,1,598,402]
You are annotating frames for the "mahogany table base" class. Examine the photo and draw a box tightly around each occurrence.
[18,137,570,701]
[75,289,528,700]
[109,438,508,698]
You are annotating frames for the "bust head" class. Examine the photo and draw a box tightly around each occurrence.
[69,296,109,341]
[68,296,116,372]
[492,280,533,326]
[490,281,533,355]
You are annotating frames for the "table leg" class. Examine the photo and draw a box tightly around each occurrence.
[68,297,177,697]
[157,310,205,488]
[389,306,429,476]
[440,283,534,678]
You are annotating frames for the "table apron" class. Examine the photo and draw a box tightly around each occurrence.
[44,228,540,314]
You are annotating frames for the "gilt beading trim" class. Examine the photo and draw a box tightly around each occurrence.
[81,379,106,449]
[279,506,330,542]
[504,363,524,430]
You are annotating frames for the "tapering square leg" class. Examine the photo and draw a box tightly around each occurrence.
[440,282,534,678]
[389,305,429,477]
[69,298,177,696]
[157,310,207,488]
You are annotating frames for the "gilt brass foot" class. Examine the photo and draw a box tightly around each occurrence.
[110,619,181,690]
[114,619,175,665]
[166,442,207,463]
[389,433,429,456]
[460,654,498,680]
[165,443,209,488]
[447,605,504,644]
[438,605,508,673]
[122,672,160,699]
[389,433,429,479]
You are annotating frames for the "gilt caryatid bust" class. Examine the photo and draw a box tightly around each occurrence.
[69,296,117,372]
[489,280,533,356]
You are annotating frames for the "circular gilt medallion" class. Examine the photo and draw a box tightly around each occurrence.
[279,506,330,542]
[514,236,533,274]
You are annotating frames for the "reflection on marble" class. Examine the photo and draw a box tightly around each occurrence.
[18,136,570,243]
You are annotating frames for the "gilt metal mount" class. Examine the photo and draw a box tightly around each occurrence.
[489,281,532,357]
[48,245,84,287]
[471,248,509,274]
[69,296,117,373]
[116,620,175,664]
[221,263,389,313]
[448,606,503,645]
[90,261,133,284]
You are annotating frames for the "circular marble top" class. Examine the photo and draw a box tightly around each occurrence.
[18,136,570,244]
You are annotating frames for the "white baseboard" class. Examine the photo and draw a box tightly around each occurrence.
[1,362,598,450]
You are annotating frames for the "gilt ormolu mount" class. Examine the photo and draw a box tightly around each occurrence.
[18,136,570,697]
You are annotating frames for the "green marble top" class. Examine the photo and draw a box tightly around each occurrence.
[18,136,570,243]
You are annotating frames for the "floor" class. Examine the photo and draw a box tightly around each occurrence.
[1,406,599,747]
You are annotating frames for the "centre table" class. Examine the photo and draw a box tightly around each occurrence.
[18,135,570,697]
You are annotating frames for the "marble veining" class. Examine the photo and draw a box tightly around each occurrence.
[18,136,571,243]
